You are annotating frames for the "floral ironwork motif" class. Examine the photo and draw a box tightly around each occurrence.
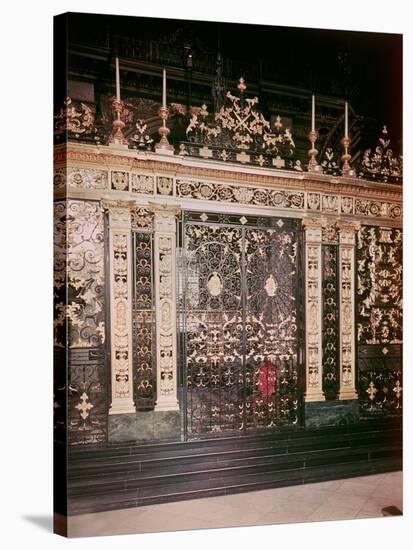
[357,226,402,416]
[54,200,105,349]
[54,200,107,446]
[179,78,300,170]
[68,348,107,445]
[129,119,154,150]
[320,147,340,176]
[182,214,300,436]
[358,359,402,415]
[358,126,402,184]
[357,226,402,345]
[54,97,101,143]
[133,231,155,410]
[321,245,339,399]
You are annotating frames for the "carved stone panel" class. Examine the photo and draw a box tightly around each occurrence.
[111,170,130,191]
[131,174,155,194]
[152,204,181,411]
[67,168,108,190]
[157,176,174,196]
[302,218,324,401]
[103,199,135,414]
[337,221,359,400]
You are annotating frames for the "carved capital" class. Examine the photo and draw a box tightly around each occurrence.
[336,219,361,233]
[102,198,135,230]
[101,198,135,212]
[148,202,181,233]
[301,216,327,230]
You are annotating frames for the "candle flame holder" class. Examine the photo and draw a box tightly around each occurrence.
[307,130,322,173]
[109,99,128,146]
[341,136,355,176]
[155,106,174,154]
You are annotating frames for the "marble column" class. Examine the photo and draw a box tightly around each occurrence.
[337,220,359,400]
[102,199,136,414]
[151,203,181,411]
[302,218,325,402]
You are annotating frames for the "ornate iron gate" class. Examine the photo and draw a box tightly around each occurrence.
[179,212,302,438]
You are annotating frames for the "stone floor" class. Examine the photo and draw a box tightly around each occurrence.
[68,470,403,538]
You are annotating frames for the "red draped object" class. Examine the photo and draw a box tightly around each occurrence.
[258,360,277,396]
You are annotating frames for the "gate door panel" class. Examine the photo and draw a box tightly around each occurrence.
[244,226,299,430]
[184,223,244,435]
[182,213,301,438]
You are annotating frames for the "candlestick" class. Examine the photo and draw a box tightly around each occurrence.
[307,130,321,173]
[109,98,127,146]
[344,100,348,139]
[162,68,166,109]
[311,94,315,133]
[341,136,355,176]
[155,105,174,155]
[115,57,121,101]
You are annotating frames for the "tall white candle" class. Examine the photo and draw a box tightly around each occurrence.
[115,57,120,101]
[162,68,166,109]
[311,94,315,133]
[344,101,348,138]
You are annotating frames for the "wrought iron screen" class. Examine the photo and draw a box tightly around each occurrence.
[179,212,302,438]
[356,226,403,416]
[132,229,156,410]
[321,244,340,400]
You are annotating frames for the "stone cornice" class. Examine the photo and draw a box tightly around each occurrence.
[54,142,403,203]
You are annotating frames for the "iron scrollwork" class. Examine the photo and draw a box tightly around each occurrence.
[68,348,108,446]
[179,78,302,171]
[182,214,300,437]
[357,225,403,416]
[321,244,340,399]
[54,200,108,445]
[133,230,156,410]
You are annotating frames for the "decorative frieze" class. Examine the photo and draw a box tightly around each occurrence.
[151,203,181,411]
[177,178,305,209]
[307,193,321,211]
[340,196,354,215]
[337,220,359,400]
[355,199,402,219]
[68,168,108,189]
[302,218,325,402]
[111,170,130,191]
[103,199,136,414]
[322,194,339,213]
[157,176,174,196]
[131,173,154,194]
[54,168,109,190]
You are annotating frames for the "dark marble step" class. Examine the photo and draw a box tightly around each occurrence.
[69,418,401,462]
[68,443,401,496]
[68,456,402,515]
[69,428,401,479]
[69,419,401,461]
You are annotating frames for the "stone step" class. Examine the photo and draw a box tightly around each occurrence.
[68,456,402,515]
